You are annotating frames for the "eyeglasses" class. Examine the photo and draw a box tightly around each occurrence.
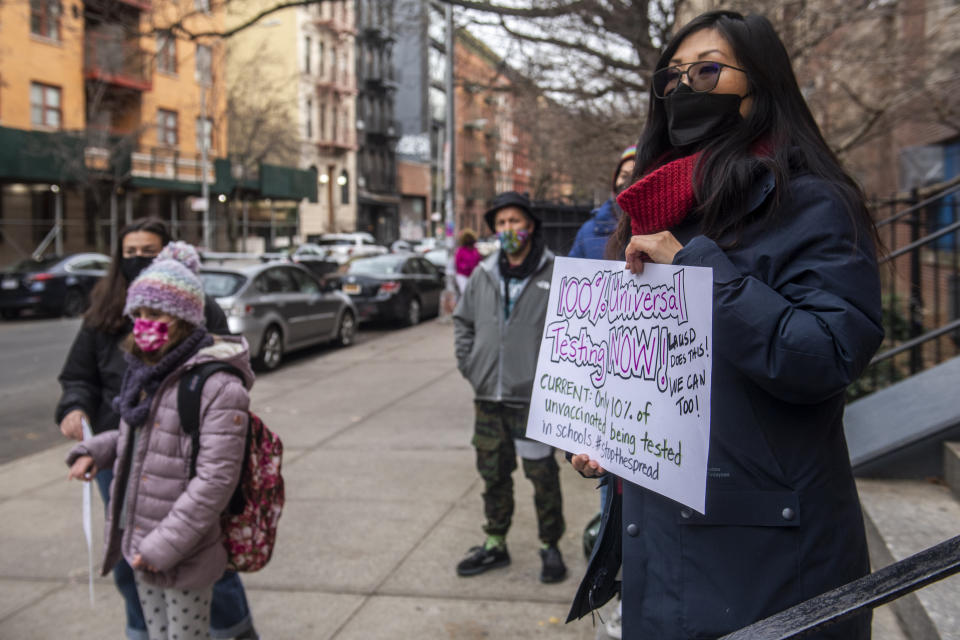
[652,61,747,99]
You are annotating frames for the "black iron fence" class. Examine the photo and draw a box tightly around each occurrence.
[532,200,594,256]
[850,179,960,399]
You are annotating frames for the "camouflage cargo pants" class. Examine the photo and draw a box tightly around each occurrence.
[472,400,565,544]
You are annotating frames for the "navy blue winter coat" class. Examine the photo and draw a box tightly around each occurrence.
[568,170,884,639]
[568,198,621,260]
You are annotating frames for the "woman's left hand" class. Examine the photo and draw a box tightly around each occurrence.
[625,231,683,274]
[131,554,158,572]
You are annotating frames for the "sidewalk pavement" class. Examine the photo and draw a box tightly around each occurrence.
[0,319,610,639]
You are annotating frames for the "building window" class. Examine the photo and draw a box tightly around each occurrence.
[157,32,176,74]
[319,101,326,141]
[339,170,349,204]
[30,82,61,128]
[306,98,313,139]
[157,109,178,146]
[196,116,212,152]
[196,44,212,85]
[29,0,60,41]
[304,36,311,74]
[318,43,325,78]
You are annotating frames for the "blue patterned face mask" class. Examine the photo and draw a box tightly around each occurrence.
[498,229,530,255]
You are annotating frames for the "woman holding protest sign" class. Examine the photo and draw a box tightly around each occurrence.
[567,10,883,640]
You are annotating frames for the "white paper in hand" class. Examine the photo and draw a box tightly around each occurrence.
[81,417,95,606]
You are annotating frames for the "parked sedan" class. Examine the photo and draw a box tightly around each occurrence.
[338,254,443,326]
[306,232,388,265]
[0,253,110,319]
[423,248,451,275]
[199,262,357,371]
[287,243,341,279]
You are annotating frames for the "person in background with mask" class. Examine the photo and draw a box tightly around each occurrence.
[56,218,259,640]
[567,11,883,639]
[567,144,637,260]
[453,192,567,584]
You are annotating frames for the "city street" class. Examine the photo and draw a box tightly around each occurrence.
[0,316,391,464]
[0,319,604,639]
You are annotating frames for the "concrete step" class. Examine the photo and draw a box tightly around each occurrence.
[944,442,960,501]
[845,356,960,478]
[857,476,960,640]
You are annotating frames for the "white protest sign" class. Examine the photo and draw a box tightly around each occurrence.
[526,257,713,513]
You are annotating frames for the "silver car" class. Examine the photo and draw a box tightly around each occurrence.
[200,262,357,371]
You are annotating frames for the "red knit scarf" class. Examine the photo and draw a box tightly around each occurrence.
[615,152,701,236]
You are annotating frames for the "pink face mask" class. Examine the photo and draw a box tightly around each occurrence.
[132,318,170,352]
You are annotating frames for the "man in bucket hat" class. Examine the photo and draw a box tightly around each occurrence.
[453,191,567,584]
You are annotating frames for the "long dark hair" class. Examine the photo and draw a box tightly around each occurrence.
[607,10,878,258]
[85,218,172,333]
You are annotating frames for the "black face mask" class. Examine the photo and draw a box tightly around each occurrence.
[120,256,154,283]
[664,83,744,147]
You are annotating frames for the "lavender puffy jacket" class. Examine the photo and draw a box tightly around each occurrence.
[67,336,254,589]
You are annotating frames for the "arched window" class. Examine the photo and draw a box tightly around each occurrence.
[339,169,350,204]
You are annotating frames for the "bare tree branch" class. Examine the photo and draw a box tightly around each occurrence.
[438,0,595,19]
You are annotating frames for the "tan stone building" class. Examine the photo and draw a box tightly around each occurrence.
[226,0,357,245]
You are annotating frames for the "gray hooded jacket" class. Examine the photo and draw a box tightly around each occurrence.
[453,249,554,404]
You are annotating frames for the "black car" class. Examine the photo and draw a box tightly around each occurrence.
[339,254,443,325]
[422,248,451,275]
[0,253,111,319]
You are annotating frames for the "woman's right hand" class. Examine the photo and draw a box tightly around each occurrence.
[59,409,89,441]
[570,453,606,478]
[67,455,97,481]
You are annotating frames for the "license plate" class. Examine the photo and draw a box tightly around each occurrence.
[343,283,361,295]
[1,277,18,290]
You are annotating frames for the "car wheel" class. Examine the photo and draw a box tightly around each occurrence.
[62,289,86,318]
[1,309,19,320]
[337,310,356,347]
[255,325,283,371]
[403,297,421,327]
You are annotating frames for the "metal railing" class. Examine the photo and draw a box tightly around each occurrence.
[850,180,960,398]
[721,534,960,639]
[83,30,153,91]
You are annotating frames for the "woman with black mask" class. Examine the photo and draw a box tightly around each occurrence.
[567,11,883,640]
[56,218,259,640]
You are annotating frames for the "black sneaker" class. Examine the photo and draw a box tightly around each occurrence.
[456,544,511,576]
[539,544,567,583]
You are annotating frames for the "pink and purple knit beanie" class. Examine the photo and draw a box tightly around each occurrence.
[124,241,205,327]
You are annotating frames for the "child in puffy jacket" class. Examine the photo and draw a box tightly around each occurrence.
[67,242,254,640]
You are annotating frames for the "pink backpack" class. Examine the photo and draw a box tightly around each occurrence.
[179,363,285,572]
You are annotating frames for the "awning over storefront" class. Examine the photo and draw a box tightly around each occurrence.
[0,126,86,183]
[0,126,318,203]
